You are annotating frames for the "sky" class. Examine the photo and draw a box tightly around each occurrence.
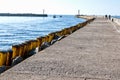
[0,0,120,15]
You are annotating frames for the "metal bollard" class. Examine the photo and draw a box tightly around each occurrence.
[37,37,43,51]
[68,27,73,34]
[12,45,19,59]
[44,35,49,42]
[48,33,55,42]
[21,43,27,58]
[41,36,46,43]
[28,40,33,52]
[78,23,83,28]
[6,50,12,66]
[34,40,38,49]
[66,28,71,35]
[55,31,62,36]
[73,26,76,32]
[75,25,78,31]
[31,40,38,50]
[25,40,37,56]
[0,51,7,66]
[18,44,24,57]
[62,28,67,35]
[24,41,32,57]
[37,37,42,47]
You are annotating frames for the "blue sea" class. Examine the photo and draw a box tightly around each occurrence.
[0,15,85,50]
[113,16,120,19]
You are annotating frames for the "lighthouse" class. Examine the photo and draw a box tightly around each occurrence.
[78,10,80,16]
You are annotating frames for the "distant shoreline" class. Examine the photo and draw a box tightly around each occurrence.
[0,13,48,17]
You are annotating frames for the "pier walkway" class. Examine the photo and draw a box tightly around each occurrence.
[1,17,120,80]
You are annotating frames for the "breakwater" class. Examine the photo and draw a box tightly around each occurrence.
[0,13,47,17]
[0,17,95,73]
[76,15,95,20]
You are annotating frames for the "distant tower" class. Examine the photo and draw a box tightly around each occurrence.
[78,10,80,15]
[43,9,45,14]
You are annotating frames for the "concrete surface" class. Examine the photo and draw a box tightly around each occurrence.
[112,18,120,26]
[0,17,120,80]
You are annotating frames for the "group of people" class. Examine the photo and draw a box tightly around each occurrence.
[105,15,114,22]
[105,15,111,19]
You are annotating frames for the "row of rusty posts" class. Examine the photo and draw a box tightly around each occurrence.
[0,17,95,72]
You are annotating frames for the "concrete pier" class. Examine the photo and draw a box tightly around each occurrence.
[1,17,120,80]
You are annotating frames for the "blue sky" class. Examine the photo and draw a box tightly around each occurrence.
[0,0,120,15]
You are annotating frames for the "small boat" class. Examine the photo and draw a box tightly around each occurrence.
[60,15,62,17]
[53,15,56,18]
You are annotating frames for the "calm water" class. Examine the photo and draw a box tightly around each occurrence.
[0,15,85,50]
[113,16,120,19]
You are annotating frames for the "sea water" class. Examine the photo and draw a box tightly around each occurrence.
[113,16,120,19]
[0,15,86,50]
